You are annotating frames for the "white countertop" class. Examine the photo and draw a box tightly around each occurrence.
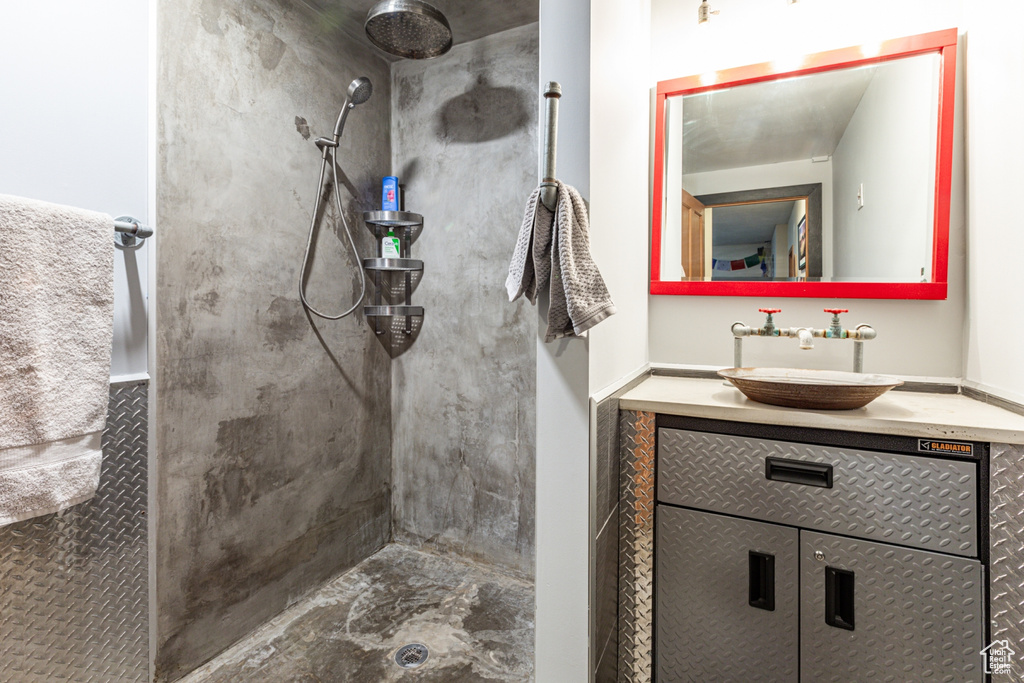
[619,375,1024,444]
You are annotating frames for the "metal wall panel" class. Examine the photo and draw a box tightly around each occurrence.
[800,530,984,682]
[0,381,149,682]
[594,394,621,683]
[617,410,654,683]
[656,507,799,682]
[659,428,979,557]
[991,441,1024,674]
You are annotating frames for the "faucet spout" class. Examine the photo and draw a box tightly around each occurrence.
[797,328,814,350]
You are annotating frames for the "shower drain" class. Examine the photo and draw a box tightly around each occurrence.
[395,643,429,669]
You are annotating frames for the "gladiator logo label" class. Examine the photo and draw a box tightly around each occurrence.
[981,640,1015,675]
[917,438,973,456]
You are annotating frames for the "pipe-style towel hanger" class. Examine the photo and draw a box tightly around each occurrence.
[113,216,153,250]
[540,81,561,211]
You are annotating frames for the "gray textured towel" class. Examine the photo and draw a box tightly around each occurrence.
[506,181,615,342]
[0,194,113,526]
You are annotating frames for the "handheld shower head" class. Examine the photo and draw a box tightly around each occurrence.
[332,77,373,140]
[347,76,373,105]
[302,76,374,322]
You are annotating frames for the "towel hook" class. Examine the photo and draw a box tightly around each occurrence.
[540,81,561,211]
[114,216,153,250]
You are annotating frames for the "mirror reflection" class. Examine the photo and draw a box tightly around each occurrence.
[660,52,940,283]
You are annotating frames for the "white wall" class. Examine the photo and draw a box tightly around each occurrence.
[832,55,937,281]
[662,97,685,280]
[536,0,592,680]
[963,0,1024,403]
[0,1,150,379]
[787,198,806,276]
[649,0,965,379]
[589,0,652,392]
[537,0,652,677]
[773,223,788,276]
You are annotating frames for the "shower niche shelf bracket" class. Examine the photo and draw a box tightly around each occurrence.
[362,210,424,358]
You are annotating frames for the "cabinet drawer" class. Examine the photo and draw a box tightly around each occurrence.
[657,428,978,557]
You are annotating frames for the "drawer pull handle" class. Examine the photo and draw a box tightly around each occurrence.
[765,457,834,488]
[748,551,775,611]
[825,566,855,630]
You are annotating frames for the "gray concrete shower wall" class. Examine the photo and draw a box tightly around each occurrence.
[390,24,539,577]
[155,1,392,679]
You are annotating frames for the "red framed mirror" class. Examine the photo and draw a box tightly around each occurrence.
[650,29,957,299]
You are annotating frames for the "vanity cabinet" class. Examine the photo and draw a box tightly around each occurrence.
[654,425,985,683]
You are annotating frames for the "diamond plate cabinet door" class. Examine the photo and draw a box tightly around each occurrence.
[991,441,1024,676]
[656,507,799,682]
[0,381,149,683]
[800,530,984,682]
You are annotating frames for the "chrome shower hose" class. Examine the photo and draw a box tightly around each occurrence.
[298,147,366,320]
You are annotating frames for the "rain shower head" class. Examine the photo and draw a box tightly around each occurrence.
[364,0,453,60]
[332,76,373,140]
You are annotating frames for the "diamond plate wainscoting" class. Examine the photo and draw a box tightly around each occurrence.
[617,410,654,683]
[593,386,647,683]
[991,442,1024,674]
[0,380,149,682]
[593,397,619,682]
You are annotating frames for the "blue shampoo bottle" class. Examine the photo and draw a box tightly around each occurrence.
[382,176,400,211]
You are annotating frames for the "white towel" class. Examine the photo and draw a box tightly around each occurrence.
[0,194,113,526]
[506,181,616,342]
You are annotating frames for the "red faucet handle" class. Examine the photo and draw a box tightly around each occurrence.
[759,308,782,314]
[824,308,848,315]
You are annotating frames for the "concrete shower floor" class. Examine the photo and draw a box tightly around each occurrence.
[179,544,535,682]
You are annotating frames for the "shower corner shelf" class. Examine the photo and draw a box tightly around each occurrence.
[362,210,422,226]
[363,210,424,245]
[364,305,425,316]
[362,257,423,272]
[362,211,424,358]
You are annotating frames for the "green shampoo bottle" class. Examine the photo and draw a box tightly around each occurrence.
[382,228,400,259]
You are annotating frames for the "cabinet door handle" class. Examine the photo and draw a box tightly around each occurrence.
[825,566,855,630]
[765,456,834,488]
[748,551,775,611]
